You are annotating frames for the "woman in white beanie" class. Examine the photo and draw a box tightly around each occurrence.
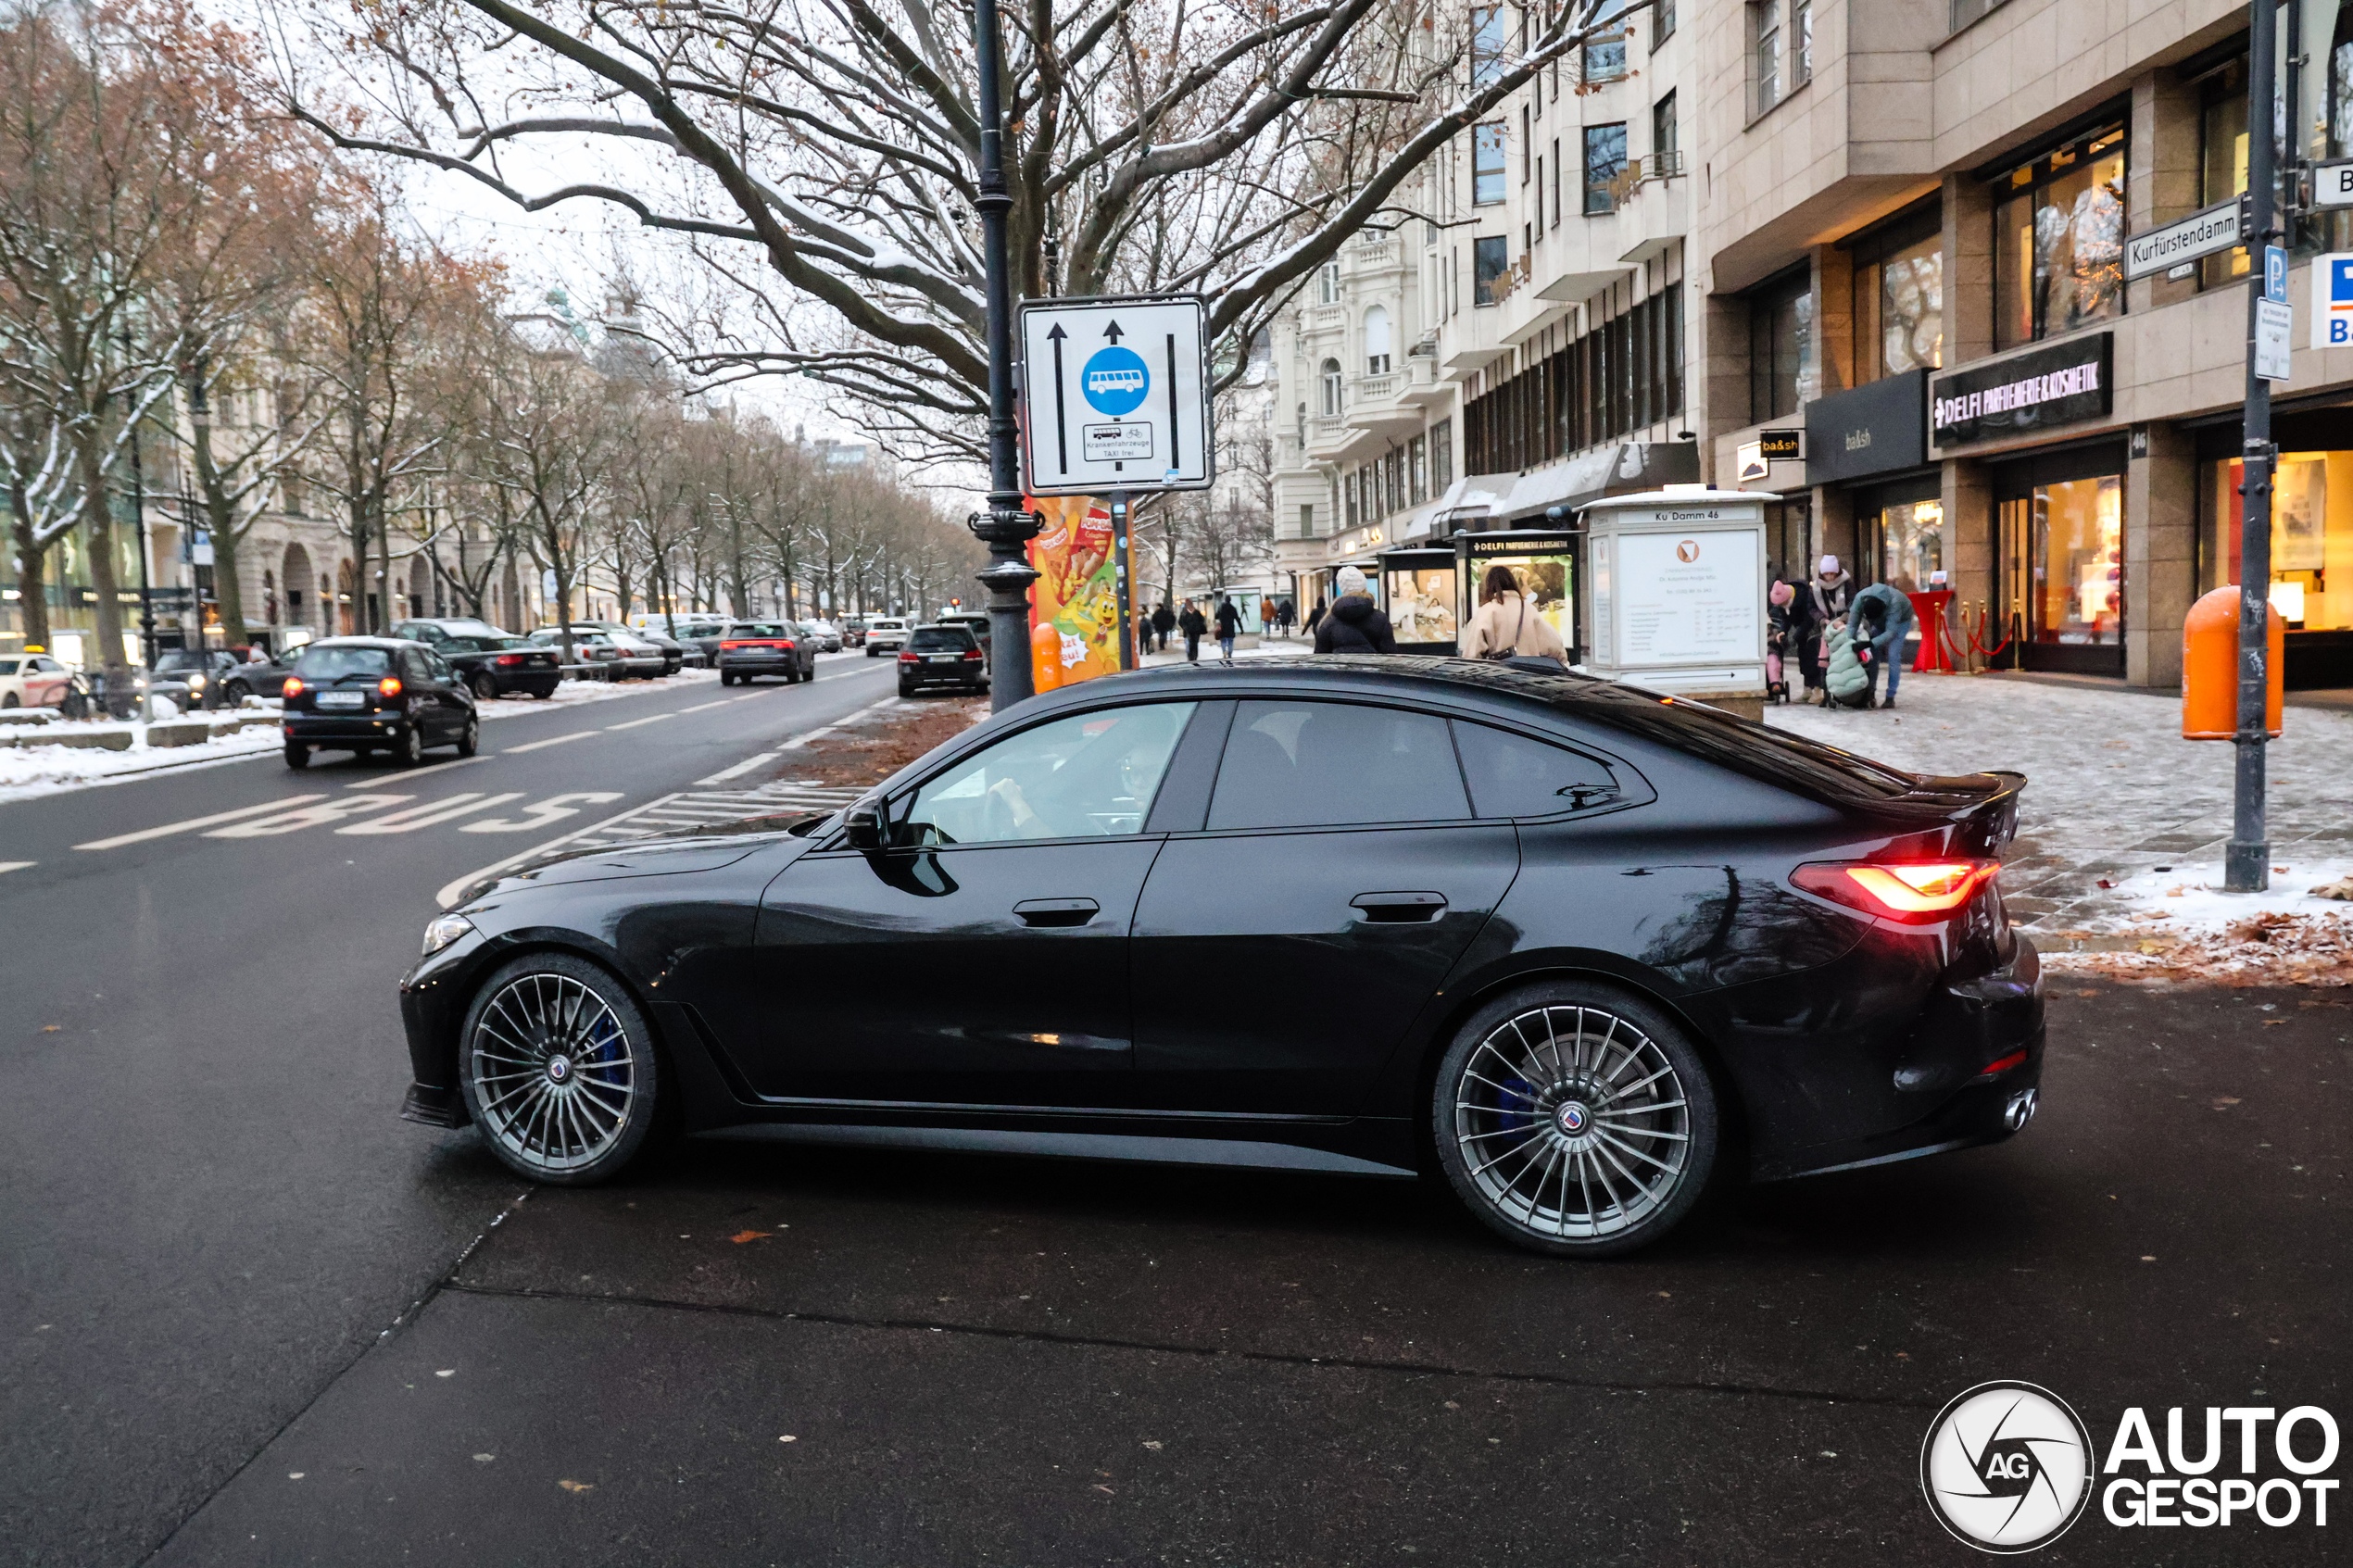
[1797,554,1853,704]
[1314,566,1398,654]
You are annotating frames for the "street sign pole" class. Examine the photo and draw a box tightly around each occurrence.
[966,0,1040,714]
[1110,491,1134,671]
[2228,0,2278,893]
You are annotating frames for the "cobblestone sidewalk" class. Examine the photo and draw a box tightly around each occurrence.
[1765,672,2353,935]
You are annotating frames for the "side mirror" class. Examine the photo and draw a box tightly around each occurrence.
[843,795,887,850]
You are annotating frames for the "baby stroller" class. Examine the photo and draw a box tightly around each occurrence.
[1822,630,1874,709]
[1765,582,1795,704]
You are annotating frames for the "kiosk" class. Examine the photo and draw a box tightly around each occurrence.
[1379,547,1459,654]
[1455,530,1581,664]
[1578,487,1770,719]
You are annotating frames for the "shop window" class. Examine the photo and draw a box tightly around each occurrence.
[1472,123,1506,206]
[2202,452,2353,632]
[1850,203,1944,383]
[1474,234,1508,306]
[1873,499,1946,592]
[1583,123,1627,215]
[2000,476,2123,663]
[1748,267,1813,423]
[1993,122,2127,350]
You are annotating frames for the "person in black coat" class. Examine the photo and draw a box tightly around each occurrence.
[1213,595,1243,659]
[1304,598,1326,634]
[1177,598,1208,662]
[1150,601,1176,653]
[1314,567,1398,654]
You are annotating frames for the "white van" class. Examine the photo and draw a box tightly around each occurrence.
[863,617,909,656]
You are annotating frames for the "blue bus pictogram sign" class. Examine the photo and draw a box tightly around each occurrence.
[1081,346,1151,416]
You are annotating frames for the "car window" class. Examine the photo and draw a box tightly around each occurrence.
[901,703,1197,847]
[423,649,455,681]
[731,622,794,638]
[1453,721,1618,817]
[1209,700,1470,830]
[398,647,432,682]
[0,659,18,674]
[909,627,974,651]
[296,646,392,680]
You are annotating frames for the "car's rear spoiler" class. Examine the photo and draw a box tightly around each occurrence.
[1895,769,2025,854]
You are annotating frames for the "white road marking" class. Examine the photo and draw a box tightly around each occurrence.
[694,751,779,786]
[458,791,625,835]
[779,696,900,753]
[677,699,732,715]
[336,793,526,835]
[435,795,680,909]
[75,795,330,851]
[206,795,413,839]
[344,756,490,787]
[0,860,33,874]
[605,711,676,731]
[502,731,595,754]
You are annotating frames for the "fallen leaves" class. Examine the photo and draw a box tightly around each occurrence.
[2045,909,2353,986]
[41,1024,60,1032]
[728,1230,772,1245]
[2312,875,2353,901]
[558,1478,594,1494]
[2214,1098,2242,1108]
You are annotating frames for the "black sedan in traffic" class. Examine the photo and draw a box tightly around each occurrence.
[392,620,562,699]
[283,637,479,767]
[896,623,989,696]
[396,658,2041,1257]
[717,621,817,684]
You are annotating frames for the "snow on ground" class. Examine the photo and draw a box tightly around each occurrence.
[1767,672,2353,982]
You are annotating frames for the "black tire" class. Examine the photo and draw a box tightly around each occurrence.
[719,671,736,687]
[472,671,497,702]
[898,679,915,699]
[391,724,424,767]
[1,693,17,709]
[457,952,662,1186]
[866,646,879,658]
[225,680,252,703]
[531,686,554,699]
[455,715,479,757]
[283,741,309,770]
[1431,980,1718,1258]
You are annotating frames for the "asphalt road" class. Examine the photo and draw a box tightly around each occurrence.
[6,669,2351,1565]
[0,656,896,1566]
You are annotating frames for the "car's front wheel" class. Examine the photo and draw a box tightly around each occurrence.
[390,723,424,766]
[458,954,661,1185]
[1432,982,1718,1258]
[455,715,479,757]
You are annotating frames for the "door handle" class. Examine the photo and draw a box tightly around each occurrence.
[1014,897,1100,928]
[1350,890,1448,923]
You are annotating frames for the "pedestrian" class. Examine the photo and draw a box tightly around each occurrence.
[1798,554,1853,705]
[1765,580,1796,703]
[1259,597,1276,640]
[1314,566,1398,654]
[1151,600,1176,654]
[1460,565,1567,665]
[1848,579,1917,709]
[1277,598,1297,637]
[1305,597,1326,635]
[1214,594,1243,659]
[1178,597,1208,663]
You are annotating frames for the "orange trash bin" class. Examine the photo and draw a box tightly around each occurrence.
[2182,585,2283,740]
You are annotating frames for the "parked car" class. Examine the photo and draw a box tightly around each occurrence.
[527,627,669,680]
[716,621,816,685]
[936,610,992,655]
[393,622,561,699]
[0,652,74,709]
[281,637,477,768]
[799,619,844,653]
[862,616,910,656]
[840,618,869,649]
[399,657,2040,1258]
[153,646,296,708]
[896,623,989,697]
[631,614,728,667]
[562,620,686,675]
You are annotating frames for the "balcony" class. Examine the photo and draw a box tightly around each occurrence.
[1342,237,1404,277]
[1344,358,1442,434]
[1303,303,1346,335]
[1306,412,1370,463]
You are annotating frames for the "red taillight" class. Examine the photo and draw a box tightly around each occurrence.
[495,653,523,667]
[898,651,918,663]
[962,649,983,661]
[777,640,794,650]
[1790,859,1999,922]
[720,640,742,649]
[282,676,303,697]
[1974,1049,2029,1081]
[378,675,403,698]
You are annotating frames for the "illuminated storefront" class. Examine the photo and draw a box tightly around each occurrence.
[2196,407,2353,687]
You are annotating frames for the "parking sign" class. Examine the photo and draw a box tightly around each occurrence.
[2315,253,2353,349]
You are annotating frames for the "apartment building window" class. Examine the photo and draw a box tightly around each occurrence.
[1550,139,1562,227]
[1316,261,1340,305]
[1534,157,1544,231]
[1431,419,1454,490]
[1472,122,1506,205]
[1474,234,1509,306]
[1653,91,1679,167]
[1520,106,1531,182]
[1754,1,1811,117]
[1295,402,1306,445]
[1849,200,1944,383]
[1993,121,2126,350]
[1409,434,1428,506]
[1749,266,1813,423]
[1655,0,1677,45]
[2197,58,2250,290]
[1365,305,1392,375]
[1584,1,1629,82]
[1320,358,1343,417]
[1950,0,2007,31]
[1583,123,1627,215]
[1461,289,1683,472]
[1298,504,1315,540]
[1470,6,1505,88]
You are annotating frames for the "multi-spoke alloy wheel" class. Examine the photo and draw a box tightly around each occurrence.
[1434,985,1717,1257]
[459,954,661,1185]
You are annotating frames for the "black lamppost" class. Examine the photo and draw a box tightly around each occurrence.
[967,0,1039,712]
[2226,2,2279,892]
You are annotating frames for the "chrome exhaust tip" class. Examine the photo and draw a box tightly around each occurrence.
[2002,1087,2038,1133]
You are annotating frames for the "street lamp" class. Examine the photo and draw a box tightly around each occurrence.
[967,0,1039,712]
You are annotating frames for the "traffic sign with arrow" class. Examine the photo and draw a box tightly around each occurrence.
[1018,295,1212,495]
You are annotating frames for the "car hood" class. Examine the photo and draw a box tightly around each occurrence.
[450,809,835,907]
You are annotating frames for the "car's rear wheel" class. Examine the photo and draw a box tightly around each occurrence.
[472,671,497,702]
[283,741,309,769]
[898,678,915,698]
[458,954,661,1185]
[1432,982,1718,1258]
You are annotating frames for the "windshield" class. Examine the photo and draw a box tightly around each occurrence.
[910,627,975,651]
[295,646,392,680]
